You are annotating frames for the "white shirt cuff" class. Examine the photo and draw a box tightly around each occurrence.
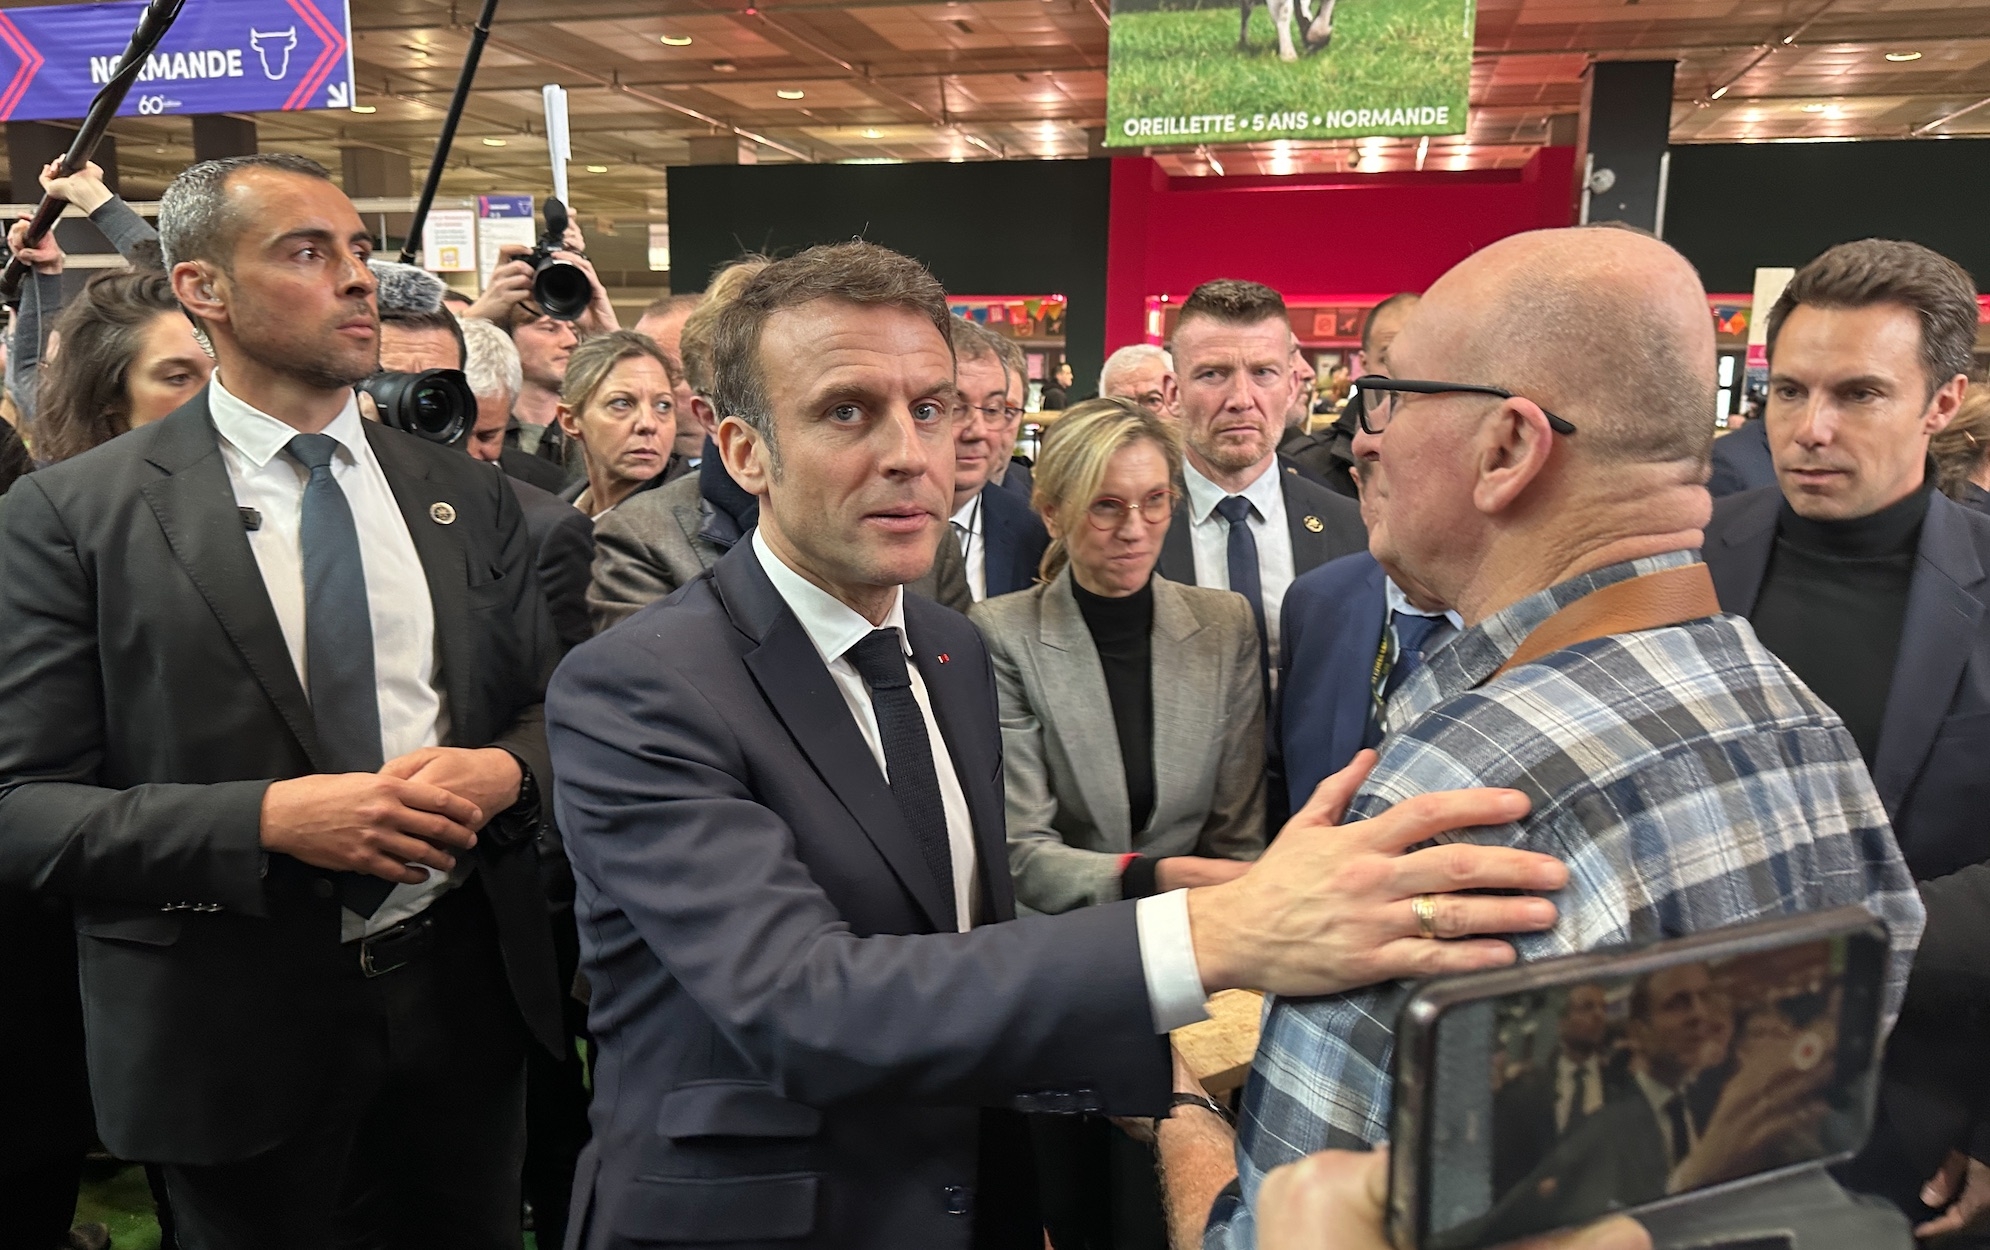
[1137,889,1211,1033]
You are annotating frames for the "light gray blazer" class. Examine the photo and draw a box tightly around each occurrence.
[970,569,1265,915]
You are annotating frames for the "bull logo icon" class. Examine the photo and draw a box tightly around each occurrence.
[249,28,297,80]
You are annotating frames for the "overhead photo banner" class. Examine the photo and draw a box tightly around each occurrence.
[1105,0,1473,147]
[0,0,354,123]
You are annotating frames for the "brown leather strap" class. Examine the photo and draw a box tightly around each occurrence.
[1487,563,1722,683]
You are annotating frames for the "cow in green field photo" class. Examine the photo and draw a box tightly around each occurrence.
[1242,0,1336,60]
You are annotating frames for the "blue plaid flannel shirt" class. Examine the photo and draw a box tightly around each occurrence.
[1204,550,1925,1249]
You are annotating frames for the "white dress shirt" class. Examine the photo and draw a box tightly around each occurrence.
[1634,1067,1699,1187]
[209,375,456,941]
[951,491,988,602]
[1182,458,1296,668]
[751,530,1208,1031]
[1553,1051,1606,1132]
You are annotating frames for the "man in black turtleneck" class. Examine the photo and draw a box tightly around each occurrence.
[1702,239,1989,1242]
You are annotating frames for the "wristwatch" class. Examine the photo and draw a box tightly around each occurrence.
[1165,1091,1234,1126]
[483,750,541,850]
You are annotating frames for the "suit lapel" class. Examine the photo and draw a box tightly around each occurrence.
[1039,573,1132,842]
[140,399,324,768]
[910,621,1011,923]
[721,550,954,932]
[980,490,1015,596]
[1334,563,1388,763]
[1707,489,1779,614]
[1872,494,1986,821]
[1282,470,1329,573]
[1150,578,1217,835]
[1158,509,1197,584]
[368,426,476,743]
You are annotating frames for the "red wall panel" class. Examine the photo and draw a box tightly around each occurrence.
[1104,147,1579,350]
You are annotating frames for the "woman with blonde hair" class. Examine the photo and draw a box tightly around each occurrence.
[971,396,1265,1248]
[1929,382,1990,514]
[554,329,679,519]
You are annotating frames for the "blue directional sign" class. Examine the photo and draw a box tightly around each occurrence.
[0,0,355,122]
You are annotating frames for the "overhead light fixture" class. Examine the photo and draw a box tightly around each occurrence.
[351,104,377,113]
[1799,102,1827,112]
[777,88,805,99]
[482,137,507,146]
[711,60,737,73]
[1885,50,1922,61]
[1709,84,1729,100]
[862,128,883,138]
[585,164,609,173]
[660,33,692,45]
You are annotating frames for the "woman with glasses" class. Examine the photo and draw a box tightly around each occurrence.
[971,397,1265,1249]
[971,396,1266,909]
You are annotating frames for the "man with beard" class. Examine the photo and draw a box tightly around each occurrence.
[0,154,564,1247]
[1154,280,1367,680]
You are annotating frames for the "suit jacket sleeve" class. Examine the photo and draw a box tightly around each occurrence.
[486,465,556,802]
[1196,600,1267,863]
[974,604,1127,914]
[539,505,596,652]
[549,627,1170,1113]
[0,477,269,910]
[1902,861,1990,1020]
[587,502,682,632]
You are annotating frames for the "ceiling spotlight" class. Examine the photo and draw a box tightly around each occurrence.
[482,137,507,146]
[1799,103,1826,112]
[1709,84,1729,100]
[585,164,609,173]
[777,88,805,99]
[660,33,692,45]
[862,128,883,138]
[351,104,377,113]
[711,60,737,73]
[1884,50,1922,61]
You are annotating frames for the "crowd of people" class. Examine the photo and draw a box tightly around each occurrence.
[0,149,1982,1250]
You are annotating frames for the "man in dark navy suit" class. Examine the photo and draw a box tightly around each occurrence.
[545,242,1574,1249]
[949,317,1048,600]
[1700,239,1990,1239]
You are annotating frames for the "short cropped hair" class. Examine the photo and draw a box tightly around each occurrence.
[1767,240,1979,395]
[159,153,334,272]
[710,242,952,447]
[991,333,1025,394]
[1099,343,1172,396]
[1361,292,1421,357]
[951,315,1007,368]
[380,306,466,369]
[560,330,677,415]
[461,315,523,404]
[641,292,702,322]
[679,255,772,395]
[1176,278,1289,332]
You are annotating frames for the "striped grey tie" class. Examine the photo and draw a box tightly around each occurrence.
[287,433,391,917]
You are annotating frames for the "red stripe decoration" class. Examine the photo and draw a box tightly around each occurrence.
[0,14,46,122]
[281,0,344,111]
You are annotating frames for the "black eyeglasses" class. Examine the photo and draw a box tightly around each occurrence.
[1349,378,1577,437]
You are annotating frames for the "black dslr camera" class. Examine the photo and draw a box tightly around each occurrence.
[358,368,476,446]
[523,196,592,321]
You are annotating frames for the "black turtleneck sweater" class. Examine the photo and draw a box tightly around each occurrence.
[1751,479,1930,764]
[1071,576,1156,843]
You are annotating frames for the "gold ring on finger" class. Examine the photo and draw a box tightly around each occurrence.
[1412,893,1439,940]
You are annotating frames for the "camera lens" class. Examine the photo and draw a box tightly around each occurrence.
[532,256,593,321]
[359,368,475,446]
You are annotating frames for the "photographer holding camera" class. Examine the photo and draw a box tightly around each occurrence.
[466,205,618,472]
[0,154,564,1246]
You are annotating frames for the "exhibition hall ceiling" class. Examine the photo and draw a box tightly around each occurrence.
[46,0,1990,210]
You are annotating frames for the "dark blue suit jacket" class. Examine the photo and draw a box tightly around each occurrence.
[1275,551,1387,814]
[547,540,1168,1249]
[980,482,1050,598]
[1705,486,1990,1201]
[1707,418,1775,498]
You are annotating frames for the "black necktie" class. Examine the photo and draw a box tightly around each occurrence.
[1664,1093,1694,1168]
[1365,610,1446,748]
[287,433,392,918]
[1214,495,1268,673]
[846,630,958,931]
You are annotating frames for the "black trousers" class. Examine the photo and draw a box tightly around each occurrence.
[522,897,591,1250]
[160,880,530,1250]
[1031,1115,1167,1250]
